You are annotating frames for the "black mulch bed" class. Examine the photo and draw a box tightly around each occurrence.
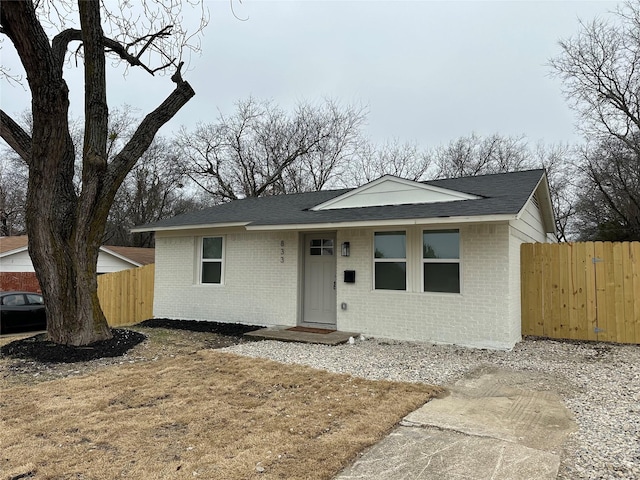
[138,318,260,337]
[1,320,262,364]
[1,329,146,364]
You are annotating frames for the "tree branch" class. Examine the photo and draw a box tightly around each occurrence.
[126,25,173,62]
[78,0,108,172]
[106,70,195,195]
[0,1,57,95]
[0,109,32,162]
[51,28,80,69]
[50,26,177,77]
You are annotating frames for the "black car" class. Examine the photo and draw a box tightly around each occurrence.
[0,291,47,334]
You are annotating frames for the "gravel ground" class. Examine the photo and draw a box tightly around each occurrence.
[223,336,640,480]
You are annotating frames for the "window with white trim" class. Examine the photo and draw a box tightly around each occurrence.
[423,229,460,293]
[201,237,223,284]
[374,231,406,290]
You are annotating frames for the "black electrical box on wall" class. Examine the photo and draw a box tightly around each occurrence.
[344,270,356,283]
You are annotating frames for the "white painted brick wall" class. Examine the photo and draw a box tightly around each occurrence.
[154,222,525,349]
[508,229,524,342]
[154,231,299,327]
[336,224,519,349]
[508,197,557,342]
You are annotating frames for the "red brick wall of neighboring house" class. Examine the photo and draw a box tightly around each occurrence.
[0,272,41,293]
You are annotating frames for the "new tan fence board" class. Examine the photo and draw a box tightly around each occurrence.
[521,242,639,344]
[97,263,154,327]
[613,243,626,343]
[571,242,589,340]
[630,242,640,344]
[558,244,571,339]
[584,242,598,342]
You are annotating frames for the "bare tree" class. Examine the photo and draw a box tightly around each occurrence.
[531,142,578,242]
[0,1,203,345]
[573,137,640,240]
[550,1,640,240]
[337,138,432,187]
[0,154,28,236]
[428,133,578,240]
[432,133,531,178]
[0,107,200,246]
[106,136,207,247]
[550,2,640,154]
[176,97,367,202]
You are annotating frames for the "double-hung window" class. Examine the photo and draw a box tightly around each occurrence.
[201,237,223,284]
[422,229,460,293]
[374,231,406,290]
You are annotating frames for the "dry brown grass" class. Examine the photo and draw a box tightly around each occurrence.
[1,347,441,479]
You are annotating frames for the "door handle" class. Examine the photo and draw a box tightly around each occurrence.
[333,281,336,290]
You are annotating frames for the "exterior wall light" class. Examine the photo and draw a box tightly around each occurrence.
[341,242,350,257]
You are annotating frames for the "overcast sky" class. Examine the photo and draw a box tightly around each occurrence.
[0,1,620,149]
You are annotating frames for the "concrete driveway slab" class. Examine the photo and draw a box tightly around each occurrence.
[335,367,577,480]
[336,426,560,480]
[405,378,576,451]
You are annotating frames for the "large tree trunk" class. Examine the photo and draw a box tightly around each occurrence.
[1,0,195,346]
[27,225,112,345]
[3,0,112,346]
[25,120,113,344]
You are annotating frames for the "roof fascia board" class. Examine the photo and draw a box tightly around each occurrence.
[537,176,557,234]
[244,214,516,231]
[515,172,556,234]
[311,175,480,211]
[2,244,144,268]
[98,247,142,267]
[0,245,29,257]
[131,221,250,233]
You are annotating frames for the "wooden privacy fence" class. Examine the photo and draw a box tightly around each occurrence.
[521,242,640,344]
[97,263,154,327]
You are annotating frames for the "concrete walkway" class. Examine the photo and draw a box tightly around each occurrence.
[336,367,577,479]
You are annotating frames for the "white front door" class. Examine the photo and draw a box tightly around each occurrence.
[303,234,337,326]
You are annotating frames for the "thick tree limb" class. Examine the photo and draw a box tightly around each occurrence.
[79,0,108,172]
[0,1,57,91]
[1,0,202,346]
[51,28,79,70]
[106,75,195,195]
[50,26,175,76]
[0,109,32,162]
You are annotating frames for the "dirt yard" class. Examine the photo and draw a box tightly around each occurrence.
[0,322,442,479]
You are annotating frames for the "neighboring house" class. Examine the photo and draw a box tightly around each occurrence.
[133,169,555,349]
[0,236,154,292]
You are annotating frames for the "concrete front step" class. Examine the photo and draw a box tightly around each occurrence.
[244,326,359,345]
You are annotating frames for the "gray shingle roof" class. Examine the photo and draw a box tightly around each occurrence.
[134,169,546,231]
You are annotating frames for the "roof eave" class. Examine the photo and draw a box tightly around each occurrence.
[0,245,29,257]
[98,247,143,267]
[244,214,517,231]
[131,221,251,234]
[515,172,556,235]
